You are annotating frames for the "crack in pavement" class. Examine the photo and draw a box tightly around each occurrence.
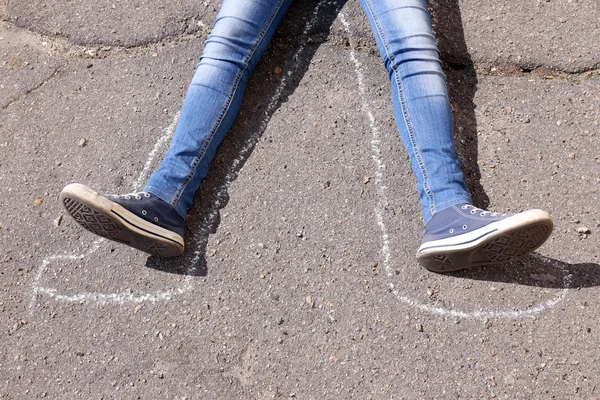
[1,20,206,60]
[473,63,600,81]
[1,18,341,62]
[0,65,62,110]
[3,18,598,78]
[2,15,211,51]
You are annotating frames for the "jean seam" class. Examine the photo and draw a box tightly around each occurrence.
[433,196,472,211]
[170,0,286,210]
[363,0,436,216]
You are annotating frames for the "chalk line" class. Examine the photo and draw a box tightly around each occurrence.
[339,12,571,319]
[187,0,329,266]
[29,111,194,312]
[37,286,188,305]
[30,0,328,311]
[132,111,181,191]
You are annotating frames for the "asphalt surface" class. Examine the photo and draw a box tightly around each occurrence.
[1,0,600,398]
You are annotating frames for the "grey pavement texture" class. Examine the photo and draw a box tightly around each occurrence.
[1,0,600,398]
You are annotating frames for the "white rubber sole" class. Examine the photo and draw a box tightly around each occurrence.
[60,183,184,257]
[417,209,553,272]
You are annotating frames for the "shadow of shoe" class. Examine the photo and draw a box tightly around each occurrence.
[448,253,600,289]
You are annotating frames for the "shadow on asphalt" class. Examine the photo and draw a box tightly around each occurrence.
[448,254,600,289]
[430,0,490,209]
[427,1,600,288]
[146,0,574,281]
[145,0,348,276]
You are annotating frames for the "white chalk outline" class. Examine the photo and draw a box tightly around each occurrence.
[186,0,328,266]
[30,3,569,319]
[29,0,329,313]
[338,12,571,319]
[28,111,196,312]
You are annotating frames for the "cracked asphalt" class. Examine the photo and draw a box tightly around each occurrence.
[1,0,600,398]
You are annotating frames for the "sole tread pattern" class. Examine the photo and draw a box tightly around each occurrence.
[62,196,183,257]
[146,242,179,257]
[483,224,550,263]
[420,223,552,273]
[63,197,122,240]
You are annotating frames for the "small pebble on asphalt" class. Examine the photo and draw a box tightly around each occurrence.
[577,226,591,234]
[53,215,62,227]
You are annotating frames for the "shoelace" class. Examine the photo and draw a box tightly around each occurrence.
[445,205,508,234]
[110,192,160,222]
[111,192,152,200]
[460,204,505,217]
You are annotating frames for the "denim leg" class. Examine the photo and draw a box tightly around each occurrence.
[359,0,472,225]
[145,0,294,218]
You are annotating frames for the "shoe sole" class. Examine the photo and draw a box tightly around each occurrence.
[60,183,184,257]
[417,210,553,272]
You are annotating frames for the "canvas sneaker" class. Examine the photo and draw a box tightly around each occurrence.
[417,204,553,272]
[60,183,185,257]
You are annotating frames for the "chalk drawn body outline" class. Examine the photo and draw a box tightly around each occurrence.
[29,4,571,320]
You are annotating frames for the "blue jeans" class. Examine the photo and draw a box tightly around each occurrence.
[145,0,472,225]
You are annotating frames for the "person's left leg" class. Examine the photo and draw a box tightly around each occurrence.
[359,0,471,224]
[359,0,553,271]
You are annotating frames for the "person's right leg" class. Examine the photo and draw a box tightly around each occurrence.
[60,0,294,257]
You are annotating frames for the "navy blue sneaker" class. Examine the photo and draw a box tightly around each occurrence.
[417,204,553,272]
[60,183,185,257]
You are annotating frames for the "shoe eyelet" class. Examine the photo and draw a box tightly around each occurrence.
[480,212,486,216]
[449,229,454,234]
[125,195,131,200]
[135,195,141,200]
[143,193,151,198]
[470,209,476,214]
[463,225,468,230]
[142,210,147,215]
[154,217,159,222]
[461,205,469,210]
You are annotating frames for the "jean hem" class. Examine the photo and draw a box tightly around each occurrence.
[144,185,188,219]
[424,196,472,226]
